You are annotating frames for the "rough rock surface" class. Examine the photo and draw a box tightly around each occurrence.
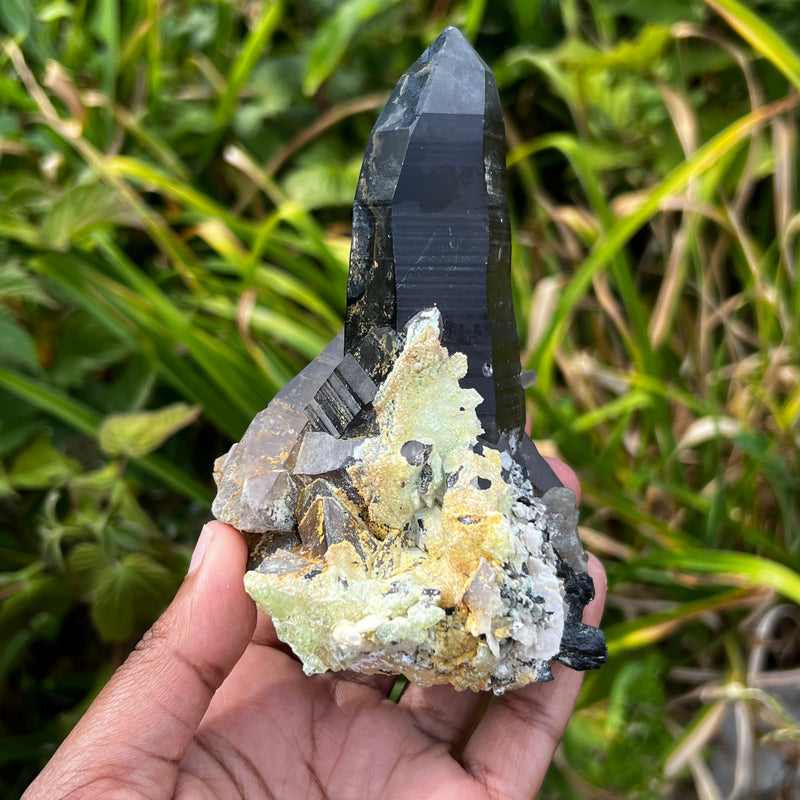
[218,310,606,691]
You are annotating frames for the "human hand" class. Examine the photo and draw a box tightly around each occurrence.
[24,458,605,800]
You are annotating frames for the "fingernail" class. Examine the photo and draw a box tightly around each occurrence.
[188,524,213,575]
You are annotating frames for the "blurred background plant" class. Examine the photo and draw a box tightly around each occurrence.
[1,0,799,797]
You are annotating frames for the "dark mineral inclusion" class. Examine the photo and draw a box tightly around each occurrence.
[213,27,607,683]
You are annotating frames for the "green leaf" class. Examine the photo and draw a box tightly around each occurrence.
[42,183,134,251]
[0,209,41,247]
[98,402,202,459]
[7,433,81,490]
[216,1,285,129]
[0,310,42,374]
[640,549,800,605]
[705,0,800,92]
[90,553,175,641]
[0,263,50,304]
[0,0,34,42]
[0,367,213,503]
[303,0,402,95]
[49,313,132,389]
[284,155,363,210]
[66,541,106,597]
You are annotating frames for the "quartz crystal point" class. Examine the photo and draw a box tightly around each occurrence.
[212,27,607,692]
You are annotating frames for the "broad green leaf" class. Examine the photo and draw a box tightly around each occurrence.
[49,313,132,390]
[66,541,106,597]
[0,367,213,503]
[0,171,52,211]
[0,263,50,304]
[42,183,134,251]
[66,462,120,497]
[303,0,402,95]
[90,553,175,641]
[98,402,202,459]
[7,433,81,490]
[0,310,42,374]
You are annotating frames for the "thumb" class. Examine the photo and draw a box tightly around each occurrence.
[25,521,256,800]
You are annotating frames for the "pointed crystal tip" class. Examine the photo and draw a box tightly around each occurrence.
[413,27,489,117]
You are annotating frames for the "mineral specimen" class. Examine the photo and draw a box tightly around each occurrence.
[212,26,607,691]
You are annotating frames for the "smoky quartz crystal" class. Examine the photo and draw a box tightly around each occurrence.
[212,27,607,691]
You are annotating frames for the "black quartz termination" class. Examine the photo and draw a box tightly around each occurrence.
[344,26,560,492]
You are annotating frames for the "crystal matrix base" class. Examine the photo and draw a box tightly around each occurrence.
[221,311,604,692]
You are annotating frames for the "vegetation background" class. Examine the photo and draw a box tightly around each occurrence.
[1,0,799,797]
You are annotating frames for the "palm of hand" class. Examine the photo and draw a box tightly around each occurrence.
[176,612,591,800]
[25,463,604,800]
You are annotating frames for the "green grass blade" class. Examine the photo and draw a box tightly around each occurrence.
[107,156,258,240]
[605,587,758,654]
[216,1,284,129]
[533,94,800,390]
[704,0,800,92]
[303,0,402,96]
[640,549,800,605]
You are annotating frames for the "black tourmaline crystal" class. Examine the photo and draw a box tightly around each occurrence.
[212,27,607,690]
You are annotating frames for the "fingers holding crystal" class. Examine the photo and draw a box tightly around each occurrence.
[460,553,607,799]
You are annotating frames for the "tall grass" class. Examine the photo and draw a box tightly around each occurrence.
[1,1,798,797]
